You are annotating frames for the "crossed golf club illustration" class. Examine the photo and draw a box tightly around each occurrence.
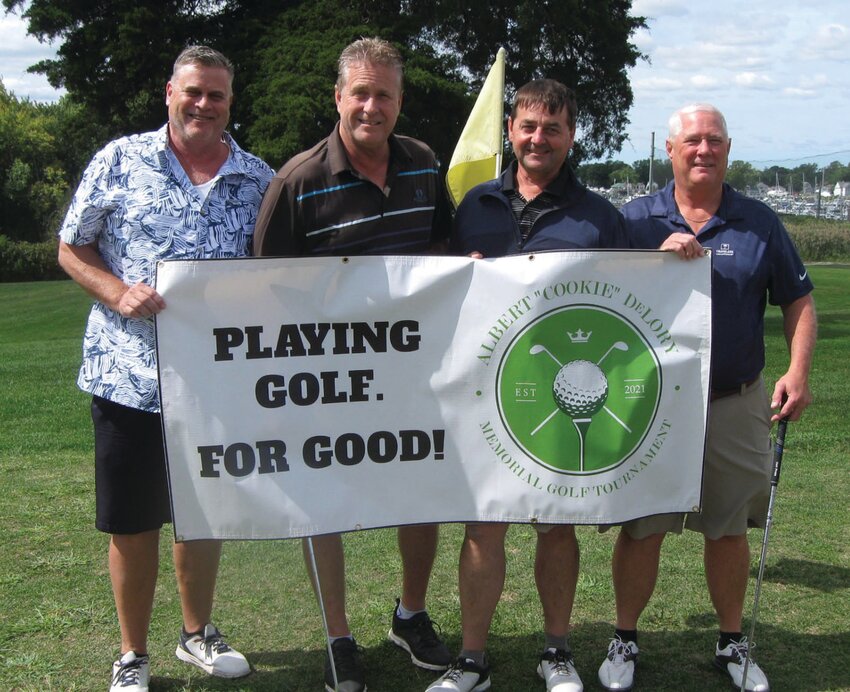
[529,338,632,471]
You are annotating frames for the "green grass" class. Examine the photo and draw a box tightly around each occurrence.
[1,270,848,691]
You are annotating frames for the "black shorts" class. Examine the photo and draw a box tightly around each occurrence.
[92,396,172,534]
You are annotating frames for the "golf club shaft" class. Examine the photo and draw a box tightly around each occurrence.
[740,417,788,692]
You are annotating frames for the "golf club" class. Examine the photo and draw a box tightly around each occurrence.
[739,416,789,692]
[597,340,629,365]
[529,343,563,367]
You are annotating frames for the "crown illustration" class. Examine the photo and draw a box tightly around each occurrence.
[568,328,591,343]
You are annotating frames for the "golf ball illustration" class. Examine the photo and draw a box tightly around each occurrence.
[553,359,609,417]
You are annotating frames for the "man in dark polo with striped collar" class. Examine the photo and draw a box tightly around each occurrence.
[253,37,450,692]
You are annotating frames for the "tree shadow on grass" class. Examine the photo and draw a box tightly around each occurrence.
[146,618,849,691]
[683,613,850,692]
[151,647,325,691]
[757,557,850,592]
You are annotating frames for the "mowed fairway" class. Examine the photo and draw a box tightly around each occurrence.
[1,266,848,691]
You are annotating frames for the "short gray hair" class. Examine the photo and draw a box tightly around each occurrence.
[668,103,728,139]
[337,37,403,91]
[172,45,234,82]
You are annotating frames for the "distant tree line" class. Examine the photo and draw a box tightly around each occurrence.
[1,0,646,243]
[575,157,850,193]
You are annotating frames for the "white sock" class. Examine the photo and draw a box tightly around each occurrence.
[396,602,425,620]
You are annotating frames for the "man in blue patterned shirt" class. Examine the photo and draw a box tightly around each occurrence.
[58,45,273,692]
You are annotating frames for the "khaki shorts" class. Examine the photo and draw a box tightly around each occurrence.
[606,377,773,540]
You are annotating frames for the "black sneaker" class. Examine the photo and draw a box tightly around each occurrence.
[426,657,491,691]
[324,637,366,692]
[388,598,452,671]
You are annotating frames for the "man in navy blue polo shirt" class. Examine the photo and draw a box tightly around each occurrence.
[597,103,816,692]
[429,79,627,692]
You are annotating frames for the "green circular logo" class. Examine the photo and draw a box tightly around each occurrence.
[496,305,660,475]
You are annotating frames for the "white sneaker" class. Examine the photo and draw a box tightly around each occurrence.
[110,651,149,692]
[714,637,770,692]
[598,636,638,691]
[538,648,583,691]
[426,657,491,691]
[175,623,250,678]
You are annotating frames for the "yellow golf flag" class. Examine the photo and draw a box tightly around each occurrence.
[446,47,506,208]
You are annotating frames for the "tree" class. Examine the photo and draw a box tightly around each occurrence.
[576,160,621,188]
[242,0,471,167]
[725,160,758,192]
[7,0,646,168]
[416,0,646,163]
[0,84,88,241]
[610,164,636,187]
[630,157,672,191]
[4,0,213,138]
[823,160,850,187]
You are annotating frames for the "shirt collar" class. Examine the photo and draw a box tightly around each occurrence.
[158,122,243,175]
[327,122,411,180]
[501,160,580,202]
[655,181,745,224]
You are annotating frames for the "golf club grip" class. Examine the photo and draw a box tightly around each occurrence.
[771,418,788,486]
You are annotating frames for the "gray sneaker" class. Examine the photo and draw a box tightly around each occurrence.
[175,623,250,678]
[426,657,491,691]
[538,648,583,692]
[110,651,149,692]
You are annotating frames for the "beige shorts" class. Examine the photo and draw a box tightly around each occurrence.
[606,377,773,540]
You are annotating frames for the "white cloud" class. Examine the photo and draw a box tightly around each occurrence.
[632,76,684,92]
[734,72,775,90]
[631,0,689,18]
[783,87,816,98]
[705,17,789,48]
[657,43,771,72]
[617,0,850,163]
[0,13,64,102]
[689,75,721,90]
[801,23,850,61]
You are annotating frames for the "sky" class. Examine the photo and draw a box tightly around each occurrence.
[1,1,848,167]
[617,0,850,166]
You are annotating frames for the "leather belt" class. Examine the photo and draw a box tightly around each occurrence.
[710,377,759,401]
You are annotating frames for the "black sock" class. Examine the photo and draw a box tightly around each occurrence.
[718,631,743,649]
[616,628,638,644]
[459,649,486,667]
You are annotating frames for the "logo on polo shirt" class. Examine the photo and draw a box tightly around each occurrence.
[716,243,734,256]
[413,188,427,204]
[495,306,660,475]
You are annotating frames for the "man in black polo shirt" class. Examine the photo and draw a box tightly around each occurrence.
[253,37,450,692]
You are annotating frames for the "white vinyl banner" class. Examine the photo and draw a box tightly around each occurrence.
[156,251,711,541]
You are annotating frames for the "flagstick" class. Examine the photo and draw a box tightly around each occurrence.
[495,52,504,178]
[306,536,339,690]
